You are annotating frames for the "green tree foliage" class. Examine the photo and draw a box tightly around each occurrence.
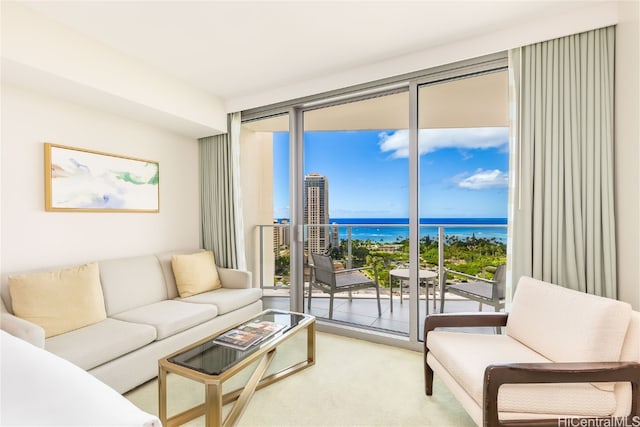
[274,253,290,284]
[276,235,505,287]
[328,235,506,287]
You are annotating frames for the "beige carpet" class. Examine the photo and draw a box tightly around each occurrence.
[125,332,475,426]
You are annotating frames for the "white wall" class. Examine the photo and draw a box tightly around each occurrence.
[1,84,200,275]
[2,2,227,139]
[227,2,620,112]
[239,128,275,287]
[614,0,640,309]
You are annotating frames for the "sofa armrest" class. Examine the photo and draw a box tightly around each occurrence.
[424,312,509,338]
[483,361,640,427]
[424,312,509,395]
[1,313,45,348]
[218,267,252,289]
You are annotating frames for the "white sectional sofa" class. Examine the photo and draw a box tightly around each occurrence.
[1,329,161,426]
[424,276,640,426]
[0,249,263,394]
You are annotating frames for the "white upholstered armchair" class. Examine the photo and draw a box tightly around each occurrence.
[424,276,640,426]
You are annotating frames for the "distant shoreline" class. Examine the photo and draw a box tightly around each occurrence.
[273,217,508,244]
[276,217,507,225]
[331,217,507,225]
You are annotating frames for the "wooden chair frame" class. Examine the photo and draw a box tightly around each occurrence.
[424,312,640,427]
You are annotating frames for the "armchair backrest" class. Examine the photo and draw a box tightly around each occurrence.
[310,253,336,286]
[506,277,632,366]
[620,311,640,363]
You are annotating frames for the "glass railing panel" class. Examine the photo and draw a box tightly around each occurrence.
[257,224,292,297]
[256,221,507,336]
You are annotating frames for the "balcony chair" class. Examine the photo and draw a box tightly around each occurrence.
[308,253,382,319]
[441,264,506,313]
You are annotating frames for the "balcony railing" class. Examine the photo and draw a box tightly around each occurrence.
[257,222,507,294]
[257,222,507,334]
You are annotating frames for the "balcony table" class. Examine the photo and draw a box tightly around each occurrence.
[388,268,438,314]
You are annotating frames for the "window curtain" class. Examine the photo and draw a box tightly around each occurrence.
[199,112,247,270]
[509,26,616,298]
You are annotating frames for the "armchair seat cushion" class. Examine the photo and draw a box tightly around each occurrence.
[427,331,617,416]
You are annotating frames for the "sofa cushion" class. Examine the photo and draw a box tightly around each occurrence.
[179,288,263,315]
[172,251,221,297]
[45,318,156,371]
[156,250,202,299]
[507,277,631,365]
[112,300,218,340]
[8,263,107,338]
[98,255,167,316]
[427,331,617,416]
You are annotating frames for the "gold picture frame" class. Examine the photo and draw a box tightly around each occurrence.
[44,143,159,213]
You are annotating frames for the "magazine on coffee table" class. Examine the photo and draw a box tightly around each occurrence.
[213,320,287,351]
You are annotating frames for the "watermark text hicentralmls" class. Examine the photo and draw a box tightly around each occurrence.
[558,417,640,427]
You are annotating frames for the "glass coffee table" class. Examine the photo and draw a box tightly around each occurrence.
[158,309,316,427]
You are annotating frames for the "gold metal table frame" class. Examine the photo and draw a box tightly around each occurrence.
[158,311,316,427]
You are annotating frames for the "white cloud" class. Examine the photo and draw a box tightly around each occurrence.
[457,169,508,190]
[379,127,508,159]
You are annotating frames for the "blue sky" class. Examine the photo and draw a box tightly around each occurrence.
[273,127,509,219]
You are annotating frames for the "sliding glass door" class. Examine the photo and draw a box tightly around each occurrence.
[241,52,509,347]
[301,91,410,332]
[416,71,510,337]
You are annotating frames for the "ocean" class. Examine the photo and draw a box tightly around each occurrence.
[326,218,507,244]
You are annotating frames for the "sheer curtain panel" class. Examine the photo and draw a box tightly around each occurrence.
[509,26,616,298]
[199,112,247,270]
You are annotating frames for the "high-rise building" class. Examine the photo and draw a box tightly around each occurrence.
[304,173,329,254]
[330,223,339,249]
[272,218,290,255]
[272,219,281,255]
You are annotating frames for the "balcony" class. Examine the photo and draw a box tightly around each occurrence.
[256,221,507,337]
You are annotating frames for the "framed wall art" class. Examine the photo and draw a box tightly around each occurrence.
[44,143,159,212]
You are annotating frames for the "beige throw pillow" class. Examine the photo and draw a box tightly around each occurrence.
[8,262,107,338]
[172,251,221,298]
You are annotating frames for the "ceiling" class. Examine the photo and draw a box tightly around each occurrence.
[244,70,509,132]
[19,1,608,110]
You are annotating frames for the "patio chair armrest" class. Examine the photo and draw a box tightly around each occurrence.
[424,312,509,338]
[446,268,495,283]
[335,266,374,274]
[483,361,640,427]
